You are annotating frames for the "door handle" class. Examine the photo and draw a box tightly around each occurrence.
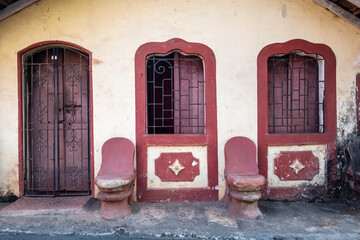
[58,120,64,124]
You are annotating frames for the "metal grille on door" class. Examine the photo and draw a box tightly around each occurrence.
[23,46,90,196]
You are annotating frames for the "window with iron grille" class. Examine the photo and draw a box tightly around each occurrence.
[267,51,325,134]
[146,51,205,134]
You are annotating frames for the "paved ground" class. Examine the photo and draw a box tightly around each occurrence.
[0,198,359,240]
[0,235,191,240]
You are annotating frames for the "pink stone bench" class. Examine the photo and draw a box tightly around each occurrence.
[225,136,265,219]
[95,137,135,219]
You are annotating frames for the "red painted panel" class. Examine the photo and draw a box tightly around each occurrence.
[274,151,319,181]
[135,38,218,202]
[257,39,337,200]
[155,152,199,182]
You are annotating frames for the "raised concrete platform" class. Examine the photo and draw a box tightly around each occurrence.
[0,199,359,240]
[1,196,91,211]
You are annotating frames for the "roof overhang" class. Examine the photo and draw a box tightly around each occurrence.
[0,0,38,22]
[314,0,360,29]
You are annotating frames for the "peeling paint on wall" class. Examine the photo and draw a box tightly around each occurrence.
[338,99,357,144]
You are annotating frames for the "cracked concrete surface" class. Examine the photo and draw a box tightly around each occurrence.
[0,199,359,240]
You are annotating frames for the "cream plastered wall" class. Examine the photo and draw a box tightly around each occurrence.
[1,0,360,199]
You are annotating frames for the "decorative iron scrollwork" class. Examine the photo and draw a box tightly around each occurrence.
[64,101,81,123]
[33,100,48,123]
[65,166,82,188]
[33,65,52,87]
[33,167,47,185]
[24,47,90,196]
[65,64,81,87]
[34,130,47,153]
[65,129,82,152]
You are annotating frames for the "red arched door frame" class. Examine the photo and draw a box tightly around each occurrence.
[17,41,94,197]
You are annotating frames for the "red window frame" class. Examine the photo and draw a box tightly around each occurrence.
[135,38,218,202]
[257,39,336,198]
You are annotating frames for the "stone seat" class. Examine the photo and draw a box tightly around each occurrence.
[225,136,266,220]
[226,173,265,191]
[95,137,135,219]
[96,174,135,192]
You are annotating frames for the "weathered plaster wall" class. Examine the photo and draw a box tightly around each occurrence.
[1,0,360,199]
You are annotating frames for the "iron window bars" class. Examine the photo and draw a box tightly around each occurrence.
[268,52,325,134]
[146,51,205,134]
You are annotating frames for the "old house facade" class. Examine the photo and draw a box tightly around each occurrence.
[1,0,360,202]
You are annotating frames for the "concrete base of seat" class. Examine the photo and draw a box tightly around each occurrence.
[226,173,265,220]
[96,182,133,220]
[228,190,263,219]
[98,197,131,220]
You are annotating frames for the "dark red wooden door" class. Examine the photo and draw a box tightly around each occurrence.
[24,47,90,196]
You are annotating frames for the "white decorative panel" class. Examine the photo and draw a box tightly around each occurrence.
[267,145,326,188]
[147,146,208,189]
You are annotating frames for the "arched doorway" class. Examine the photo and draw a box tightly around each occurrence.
[20,43,92,196]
